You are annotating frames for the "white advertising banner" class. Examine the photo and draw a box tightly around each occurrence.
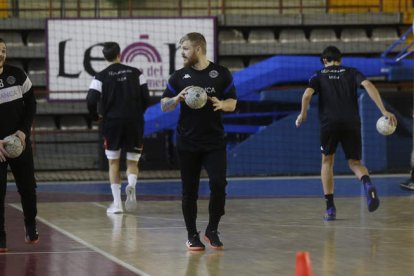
[47,18,216,100]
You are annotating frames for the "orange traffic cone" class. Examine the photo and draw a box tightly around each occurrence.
[295,251,313,276]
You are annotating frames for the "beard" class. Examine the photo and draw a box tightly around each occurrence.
[183,53,198,68]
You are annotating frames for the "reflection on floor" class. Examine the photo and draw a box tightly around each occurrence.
[1,175,413,275]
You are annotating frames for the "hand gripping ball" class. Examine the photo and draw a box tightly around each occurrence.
[185,86,208,109]
[4,135,23,158]
[376,116,396,136]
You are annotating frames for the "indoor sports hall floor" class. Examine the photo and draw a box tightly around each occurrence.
[1,175,413,275]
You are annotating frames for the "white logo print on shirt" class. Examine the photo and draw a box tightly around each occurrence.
[183,74,191,79]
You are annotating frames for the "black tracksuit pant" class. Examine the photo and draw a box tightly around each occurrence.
[178,149,227,236]
[0,141,37,231]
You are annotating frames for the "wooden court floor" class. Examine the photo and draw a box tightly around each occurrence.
[1,176,414,275]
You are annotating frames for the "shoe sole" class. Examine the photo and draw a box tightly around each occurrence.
[25,238,39,244]
[186,246,205,251]
[324,215,336,221]
[367,187,380,212]
[400,183,414,191]
[125,187,137,212]
[203,236,224,250]
[106,209,123,214]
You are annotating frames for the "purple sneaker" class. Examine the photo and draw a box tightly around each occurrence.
[364,183,380,212]
[324,207,336,221]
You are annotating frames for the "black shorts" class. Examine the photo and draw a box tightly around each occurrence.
[320,123,361,160]
[102,119,144,154]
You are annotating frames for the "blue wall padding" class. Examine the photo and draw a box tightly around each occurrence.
[233,55,414,99]
[227,91,396,176]
[227,108,351,175]
[144,55,413,141]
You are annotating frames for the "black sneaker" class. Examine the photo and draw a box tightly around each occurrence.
[0,231,7,252]
[363,182,380,212]
[25,224,39,244]
[186,232,205,251]
[204,230,224,250]
[324,206,336,221]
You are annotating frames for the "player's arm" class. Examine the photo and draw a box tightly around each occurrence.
[210,70,237,112]
[361,80,397,126]
[86,89,101,121]
[138,72,150,113]
[160,75,188,112]
[296,88,315,127]
[0,140,10,162]
[18,75,36,148]
[141,84,150,113]
[210,97,237,112]
[160,88,189,112]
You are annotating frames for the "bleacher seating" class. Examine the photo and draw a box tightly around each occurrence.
[34,115,56,130]
[340,28,370,42]
[219,57,245,72]
[0,31,24,46]
[219,29,246,44]
[27,31,45,47]
[371,27,399,42]
[247,29,276,43]
[248,57,267,66]
[309,28,338,42]
[278,29,307,43]
[60,115,89,130]
[27,59,46,86]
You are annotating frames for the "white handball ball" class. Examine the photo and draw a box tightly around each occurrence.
[185,86,208,109]
[376,116,396,136]
[4,135,23,158]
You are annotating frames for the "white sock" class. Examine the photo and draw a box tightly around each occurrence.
[111,184,122,205]
[127,174,137,188]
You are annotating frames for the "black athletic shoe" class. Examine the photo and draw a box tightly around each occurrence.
[204,230,224,250]
[186,232,205,251]
[364,182,380,212]
[0,231,7,252]
[25,224,39,244]
[324,206,336,221]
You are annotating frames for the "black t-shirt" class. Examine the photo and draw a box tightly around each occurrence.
[0,65,36,138]
[162,62,237,151]
[308,65,366,128]
[87,63,150,122]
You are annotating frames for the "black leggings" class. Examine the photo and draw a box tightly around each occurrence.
[178,149,227,235]
[0,142,37,231]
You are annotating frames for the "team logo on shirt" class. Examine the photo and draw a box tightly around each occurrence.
[209,70,218,78]
[6,76,16,85]
[183,74,191,79]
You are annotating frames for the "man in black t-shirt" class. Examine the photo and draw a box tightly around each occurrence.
[0,38,39,252]
[296,46,397,221]
[161,32,237,251]
[87,42,150,214]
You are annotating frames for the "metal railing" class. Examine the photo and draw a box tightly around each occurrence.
[2,0,412,18]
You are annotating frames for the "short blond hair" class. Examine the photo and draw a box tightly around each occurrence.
[179,32,207,54]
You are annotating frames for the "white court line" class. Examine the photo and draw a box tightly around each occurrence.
[9,203,151,276]
[3,250,95,255]
[93,202,208,223]
[28,173,408,186]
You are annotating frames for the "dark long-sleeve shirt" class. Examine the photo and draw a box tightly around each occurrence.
[86,63,150,122]
[0,65,36,138]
